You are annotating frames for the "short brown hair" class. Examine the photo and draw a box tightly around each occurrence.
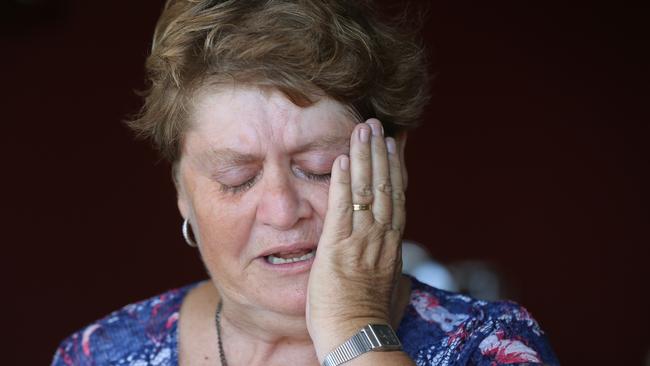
[128,0,430,162]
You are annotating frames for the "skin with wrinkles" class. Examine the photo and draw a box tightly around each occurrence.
[175,85,412,365]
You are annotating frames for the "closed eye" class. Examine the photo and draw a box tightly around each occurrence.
[218,166,330,194]
[303,171,331,182]
[218,174,259,194]
[293,166,331,183]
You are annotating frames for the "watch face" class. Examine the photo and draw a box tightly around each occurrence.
[366,324,402,349]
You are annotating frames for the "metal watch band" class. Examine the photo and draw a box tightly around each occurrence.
[322,331,370,366]
[321,324,402,366]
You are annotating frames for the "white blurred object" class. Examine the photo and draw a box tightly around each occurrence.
[401,240,431,272]
[401,240,458,292]
[449,261,502,301]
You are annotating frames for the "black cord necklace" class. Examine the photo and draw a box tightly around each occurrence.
[215,301,229,366]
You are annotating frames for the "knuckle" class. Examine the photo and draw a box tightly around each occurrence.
[373,217,392,229]
[380,221,393,232]
[353,184,374,199]
[369,228,385,243]
[388,228,402,238]
[350,230,371,245]
[386,227,403,240]
[371,221,391,236]
[332,227,351,239]
[374,181,392,195]
[336,201,353,213]
[392,190,406,204]
[393,225,404,237]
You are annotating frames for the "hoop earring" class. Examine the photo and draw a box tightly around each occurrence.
[182,218,198,248]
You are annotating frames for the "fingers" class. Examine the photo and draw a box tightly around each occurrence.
[322,155,352,241]
[326,119,404,246]
[368,119,392,227]
[386,136,406,235]
[350,123,374,230]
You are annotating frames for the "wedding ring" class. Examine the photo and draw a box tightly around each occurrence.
[352,203,372,211]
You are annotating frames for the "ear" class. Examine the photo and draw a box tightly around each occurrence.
[173,161,191,220]
[395,132,408,190]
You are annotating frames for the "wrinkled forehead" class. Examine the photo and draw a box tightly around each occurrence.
[185,85,357,152]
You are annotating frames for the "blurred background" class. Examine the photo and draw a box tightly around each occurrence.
[2,0,648,364]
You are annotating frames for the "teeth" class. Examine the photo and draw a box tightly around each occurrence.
[266,250,315,265]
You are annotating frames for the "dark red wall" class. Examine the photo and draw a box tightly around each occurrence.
[4,1,648,365]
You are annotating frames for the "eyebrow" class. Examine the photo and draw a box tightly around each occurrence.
[293,134,350,154]
[197,134,350,168]
[197,148,259,168]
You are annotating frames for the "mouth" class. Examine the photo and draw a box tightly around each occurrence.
[265,249,316,265]
[258,242,317,268]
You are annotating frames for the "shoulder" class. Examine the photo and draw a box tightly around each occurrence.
[398,275,559,366]
[51,283,199,366]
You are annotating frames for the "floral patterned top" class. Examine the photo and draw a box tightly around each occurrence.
[52,276,559,365]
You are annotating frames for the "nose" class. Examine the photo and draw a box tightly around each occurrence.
[257,170,311,231]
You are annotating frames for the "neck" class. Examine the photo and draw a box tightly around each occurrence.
[215,287,319,365]
[220,297,313,344]
[197,275,412,365]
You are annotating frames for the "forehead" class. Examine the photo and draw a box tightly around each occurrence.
[186,85,356,152]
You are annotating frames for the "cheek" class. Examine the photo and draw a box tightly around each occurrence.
[305,183,330,223]
[191,186,258,262]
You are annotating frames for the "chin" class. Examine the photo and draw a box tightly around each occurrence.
[254,271,310,316]
[271,292,307,315]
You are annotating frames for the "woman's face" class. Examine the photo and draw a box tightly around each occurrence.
[176,86,356,316]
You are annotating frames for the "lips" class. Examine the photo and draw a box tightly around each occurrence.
[258,242,317,258]
[266,249,316,264]
[260,243,317,265]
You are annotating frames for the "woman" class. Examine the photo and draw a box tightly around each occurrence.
[53,1,559,365]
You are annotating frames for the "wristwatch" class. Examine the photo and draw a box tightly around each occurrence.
[321,324,402,366]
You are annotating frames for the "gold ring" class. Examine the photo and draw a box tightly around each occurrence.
[352,203,372,211]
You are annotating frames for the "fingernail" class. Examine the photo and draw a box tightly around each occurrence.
[359,126,370,143]
[339,155,349,171]
[369,121,383,137]
[386,137,396,154]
